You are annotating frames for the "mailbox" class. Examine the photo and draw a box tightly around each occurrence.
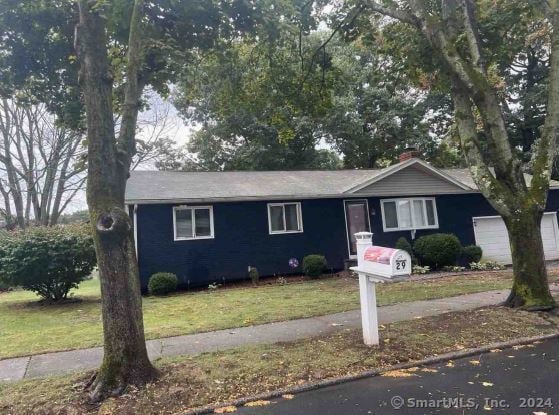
[353,245,411,281]
[351,232,411,346]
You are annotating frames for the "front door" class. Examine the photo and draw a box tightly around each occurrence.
[344,200,371,257]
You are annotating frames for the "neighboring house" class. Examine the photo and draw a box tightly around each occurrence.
[125,153,559,289]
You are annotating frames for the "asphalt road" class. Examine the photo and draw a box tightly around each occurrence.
[236,338,559,414]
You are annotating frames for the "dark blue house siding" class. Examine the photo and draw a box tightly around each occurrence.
[136,199,349,288]
[134,190,559,288]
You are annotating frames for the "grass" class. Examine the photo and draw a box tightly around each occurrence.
[0,269,542,359]
[1,305,558,415]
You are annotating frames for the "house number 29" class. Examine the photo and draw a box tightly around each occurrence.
[395,259,407,270]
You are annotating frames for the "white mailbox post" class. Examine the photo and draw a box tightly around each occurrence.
[351,232,411,346]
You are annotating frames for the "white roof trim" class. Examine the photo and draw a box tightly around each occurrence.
[344,158,473,194]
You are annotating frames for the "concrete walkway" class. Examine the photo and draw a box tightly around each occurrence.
[0,289,513,383]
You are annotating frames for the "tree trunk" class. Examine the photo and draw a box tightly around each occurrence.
[88,208,157,401]
[77,0,157,402]
[503,211,555,310]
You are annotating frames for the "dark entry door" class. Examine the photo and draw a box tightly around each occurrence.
[344,200,371,257]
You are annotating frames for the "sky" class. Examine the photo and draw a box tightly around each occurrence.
[66,92,194,213]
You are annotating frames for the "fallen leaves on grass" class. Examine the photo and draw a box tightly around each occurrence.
[3,306,558,415]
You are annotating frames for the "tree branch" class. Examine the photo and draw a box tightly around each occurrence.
[530,4,559,207]
[462,0,485,72]
[363,0,420,26]
[452,81,513,215]
[116,0,146,176]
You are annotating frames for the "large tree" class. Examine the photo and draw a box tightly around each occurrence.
[76,0,158,400]
[2,0,279,401]
[359,0,559,309]
[174,27,459,171]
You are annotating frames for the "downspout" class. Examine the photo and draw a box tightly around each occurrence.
[134,204,138,260]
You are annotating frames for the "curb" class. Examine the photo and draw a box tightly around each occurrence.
[182,331,559,415]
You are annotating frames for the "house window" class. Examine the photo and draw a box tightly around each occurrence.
[268,202,303,234]
[381,198,438,232]
[173,206,214,240]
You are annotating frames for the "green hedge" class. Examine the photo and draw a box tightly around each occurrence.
[148,272,178,295]
[302,255,328,278]
[395,237,413,256]
[413,233,462,269]
[462,245,483,263]
[0,225,96,301]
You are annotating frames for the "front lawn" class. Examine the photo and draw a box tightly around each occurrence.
[0,270,539,359]
[1,305,558,415]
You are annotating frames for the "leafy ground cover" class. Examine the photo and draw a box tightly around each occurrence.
[1,304,558,414]
[0,269,553,359]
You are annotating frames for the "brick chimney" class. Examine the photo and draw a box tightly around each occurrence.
[399,145,421,163]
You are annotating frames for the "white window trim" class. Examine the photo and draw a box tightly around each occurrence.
[267,202,304,235]
[380,197,439,232]
[173,205,215,241]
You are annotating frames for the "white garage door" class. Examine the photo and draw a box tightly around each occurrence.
[473,213,559,264]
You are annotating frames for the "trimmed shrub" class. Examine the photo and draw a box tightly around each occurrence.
[0,224,96,301]
[248,267,259,286]
[395,237,413,256]
[413,233,462,269]
[302,254,328,278]
[462,245,483,264]
[148,272,178,295]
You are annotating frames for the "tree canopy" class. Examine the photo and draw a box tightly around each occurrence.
[172,23,462,171]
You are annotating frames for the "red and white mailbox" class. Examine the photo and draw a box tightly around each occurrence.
[351,232,411,345]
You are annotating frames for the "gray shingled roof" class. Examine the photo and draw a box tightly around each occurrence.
[126,169,384,203]
[125,164,559,203]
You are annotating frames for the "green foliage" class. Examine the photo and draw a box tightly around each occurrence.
[248,267,259,286]
[413,234,462,269]
[412,265,430,275]
[469,261,505,271]
[462,245,483,264]
[0,225,96,301]
[350,0,552,173]
[302,255,328,278]
[172,27,457,171]
[0,0,283,128]
[148,272,178,296]
[395,237,413,256]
